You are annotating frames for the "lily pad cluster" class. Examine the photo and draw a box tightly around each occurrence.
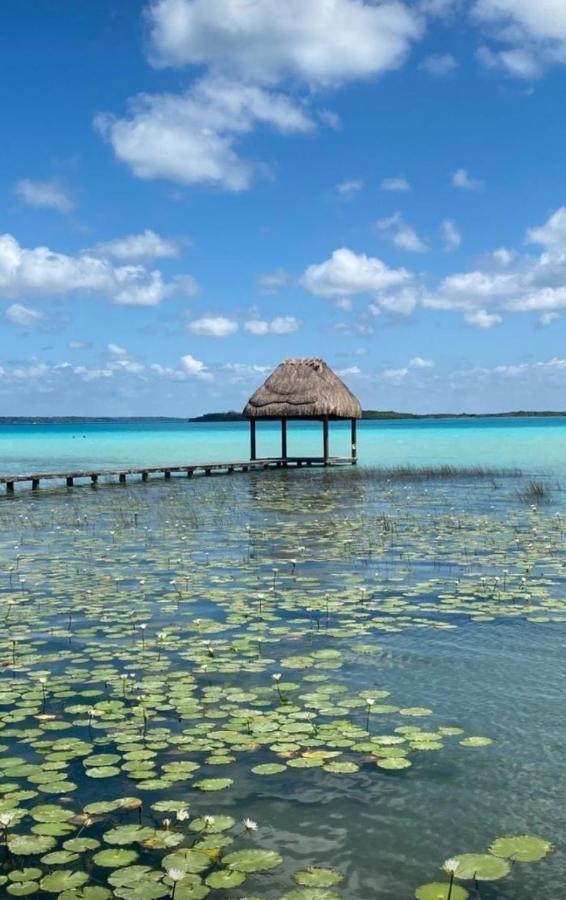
[416,833,554,898]
[0,470,562,896]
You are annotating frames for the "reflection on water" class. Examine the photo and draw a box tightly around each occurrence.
[0,469,564,898]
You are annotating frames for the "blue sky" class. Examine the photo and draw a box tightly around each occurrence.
[2,0,566,416]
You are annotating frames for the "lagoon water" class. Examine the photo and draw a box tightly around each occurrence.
[2,416,566,475]
[0,420,565,899]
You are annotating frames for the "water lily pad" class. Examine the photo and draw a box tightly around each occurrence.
[93,848,139,868]
[103,825,155,845]
[459,737,493,748]
[251,763,287,775]
[293,867,343,887]
[377,757,412,770]
[205,870,246,888]
[162,849,211,874]
[7,884,39,897]
[40,870,90,893]
[193,778,233,791]
[489,834,553,862]
[451,854,510,881]
[415,884,469,900]
[223,849,283,872]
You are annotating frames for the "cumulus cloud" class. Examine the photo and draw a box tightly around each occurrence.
[145,0,423,86]
[420,53,458,75]
[452,168,484,191]
[5,303,44,327]
[244,316,300,335]
[409,356,435,368]
[441,218,462,252]
[526,207,566,252]
[188,315,238,337]
[376,212,428,252]
[336,179,364,200]
[464,309,503,328]
[96,77,313,192]
[96,229,180,261]
[0,233,180,307]
[473,0,566,78]
[301,247,411,298]
[381,367,409,383]
[180,353,212,379]
[381,176,411,192]
[256,267,290,295]
[14,179,73,213]
[425,207,566,322]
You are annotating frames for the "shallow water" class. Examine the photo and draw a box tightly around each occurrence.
[2,416,566,476]
[0,468,564,898]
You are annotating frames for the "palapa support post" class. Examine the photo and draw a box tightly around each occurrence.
[351,418,357,465]
[281,419,288,464]
[322,417,329,465]
[250,419,257,461]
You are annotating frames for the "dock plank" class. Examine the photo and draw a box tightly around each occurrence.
[0,457,354,494]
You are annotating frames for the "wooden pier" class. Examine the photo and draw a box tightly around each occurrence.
[0,457,353,495]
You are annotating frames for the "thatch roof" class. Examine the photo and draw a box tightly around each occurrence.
[243,358,362,419]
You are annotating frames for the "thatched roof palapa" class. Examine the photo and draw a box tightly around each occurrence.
[243,358,362,420]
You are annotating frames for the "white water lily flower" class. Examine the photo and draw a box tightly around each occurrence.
[203,815,215,827]
[0,813,15,827]
[167,868,186,882]
[176,809,189,822]
[243,818,258,831]
[272,673,282,682]
[366,698,375,706]
[442,858,460,875]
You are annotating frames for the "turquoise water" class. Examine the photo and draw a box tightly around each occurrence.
[2,417,566,475]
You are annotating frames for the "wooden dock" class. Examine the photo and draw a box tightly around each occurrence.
[0,457,354,495]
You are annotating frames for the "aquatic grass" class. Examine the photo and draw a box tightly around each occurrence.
[518,479,554,504]
[354,465,523,482]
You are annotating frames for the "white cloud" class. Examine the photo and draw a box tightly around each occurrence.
[381,367,409,383]
[337,365,362,376]
[96,77,314,192]
[421,53,458,75]
[96,229,180,261]
[5,303,44,327]
[188,315,238,337]
[111,358,145,375]
[256,267,290,294]
[244,316,300,335]
[0,233,176,307]
[180,353,212,380]
[336,179,364,199]
[376,212,428,253]
[540,311,560,325]
[14,179,73,214]
[441,219,461,252]
[300,247,411,298]
[452,168,484,191]
[381,176,411,192]
[464,309,503,329]
[12,362,50,380]
[146,0,423,87]
[526,207,566,252]
[473,0,566,77]
[492,247,515,265]
[409,356,435,368]
[107,343,127,356]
